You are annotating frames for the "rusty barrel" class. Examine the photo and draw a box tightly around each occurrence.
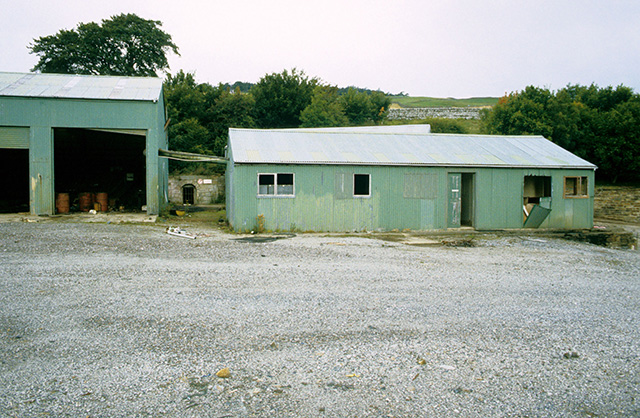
[96,192,108,212]
[55,193,70,214]
[78,192,93,212]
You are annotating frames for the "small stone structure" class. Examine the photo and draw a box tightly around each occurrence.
[594,185,640,224]
[168,174,224,205]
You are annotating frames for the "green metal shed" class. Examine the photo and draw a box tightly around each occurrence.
[0,72,168,215]
[226,127,597,232]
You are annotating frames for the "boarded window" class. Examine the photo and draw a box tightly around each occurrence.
[335,172,352,199]
[564,176,588,198]
[353,174,370,197]
[404,173,437,199]
[258,173,294,196]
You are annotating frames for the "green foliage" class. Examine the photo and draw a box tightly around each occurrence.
[369,91,391,124]
[482,84,640,182]
[168,118,210,155]
[202,86,256,155]
[339,88,373,125]
[164,70,207,121]
[251,68,318,128]
[163,69,393,173]
[422,118,468,134]
[338,88,390,125]
[164,71,256,173]
[384,118,471,134]
[300,86,349,128]
[29,13,178,76]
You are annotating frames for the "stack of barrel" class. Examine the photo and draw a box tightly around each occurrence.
[55,193,70,214]
[56,192,109,213]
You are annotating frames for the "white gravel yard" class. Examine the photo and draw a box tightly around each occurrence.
[0,222,638,417]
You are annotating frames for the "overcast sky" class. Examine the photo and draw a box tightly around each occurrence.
[1,0,639,97]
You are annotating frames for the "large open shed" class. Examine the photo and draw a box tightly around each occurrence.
[0,72,168,215]
[226,127,597,232]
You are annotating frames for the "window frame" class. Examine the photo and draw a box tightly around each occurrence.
[257,172,295,198]
[353,173,371,198]
[563,176,589,198]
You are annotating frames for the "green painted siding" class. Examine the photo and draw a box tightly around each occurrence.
[0,95,167,215]
[228,163,594,232]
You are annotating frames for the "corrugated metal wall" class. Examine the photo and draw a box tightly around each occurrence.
[0,95,166,215]
[228,163,594,232]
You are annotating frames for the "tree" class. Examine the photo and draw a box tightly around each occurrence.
[300,86,349,128]
[203,86,256,155]
[250,69,318,128]
[481,83,640,183]
[164,70,207,122]
[339,88,391,125]
[168,118,211,155]
[29,13,179,76]
[340,88,373,125]
[369,91,391,124]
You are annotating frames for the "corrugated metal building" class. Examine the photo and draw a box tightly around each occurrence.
[0,72,168,215]
[226,127,597,232]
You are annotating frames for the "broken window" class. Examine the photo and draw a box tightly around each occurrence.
[523,176,551,205]
[353,174,370,197]
[258,173,294,196]
[564,176,588,198]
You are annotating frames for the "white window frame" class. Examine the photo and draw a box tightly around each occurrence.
[257,173,295,198]
[353,173,371,198]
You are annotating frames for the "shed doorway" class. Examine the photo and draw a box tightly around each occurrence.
[448,172,475,228]
[0,149,29,213]
[54,128,146,212]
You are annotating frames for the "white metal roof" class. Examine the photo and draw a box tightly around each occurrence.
[0,72,162,102]
[277,124,431,134]
[229,128,596,169]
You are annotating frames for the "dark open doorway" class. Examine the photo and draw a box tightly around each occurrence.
[54,128,146,211]
[448,172,475,228]
[460,173,475,227]
[182,184,196,205]
[0,149,29,213]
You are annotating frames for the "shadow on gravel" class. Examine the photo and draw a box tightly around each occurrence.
[232,233,296,243]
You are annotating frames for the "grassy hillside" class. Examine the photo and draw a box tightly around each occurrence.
[390,96,499,108]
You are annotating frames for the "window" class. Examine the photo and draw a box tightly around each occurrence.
[353,174,370,197]
[564,176,588,198]
[258,173,294,197]
[523,176,551,204]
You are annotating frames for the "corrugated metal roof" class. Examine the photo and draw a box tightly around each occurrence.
[229,128,596,169]
[0,72,162,102]
[276,124,431,134]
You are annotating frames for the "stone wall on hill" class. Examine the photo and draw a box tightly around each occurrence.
[387,107,482,120]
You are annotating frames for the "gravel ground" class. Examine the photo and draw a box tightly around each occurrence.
[0,221,639,417]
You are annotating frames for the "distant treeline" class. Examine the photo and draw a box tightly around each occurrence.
[221,81,393,96]
[164,69,391,174]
